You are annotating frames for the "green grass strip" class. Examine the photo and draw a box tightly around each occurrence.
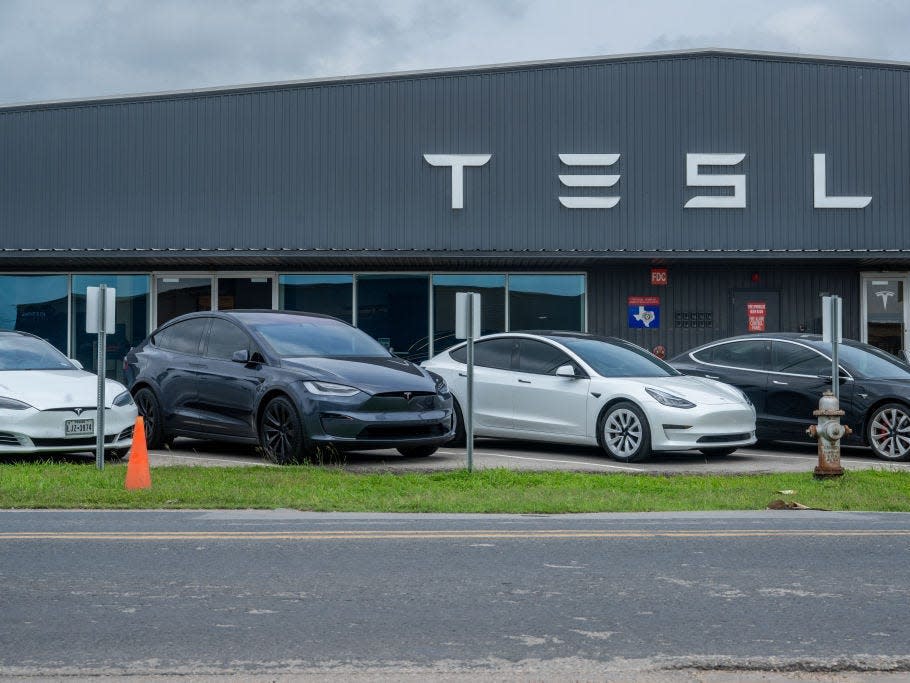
[2,463,910,512]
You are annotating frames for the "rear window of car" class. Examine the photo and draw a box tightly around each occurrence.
[770,341,831,376]
[449,339,515,370]
[698,340,769,371]
[154,318,209,355]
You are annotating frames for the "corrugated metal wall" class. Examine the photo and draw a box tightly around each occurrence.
[1,53,908,255]
[587,262,861,356]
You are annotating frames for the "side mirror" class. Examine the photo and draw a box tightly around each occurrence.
[70,358,84,370]
[555,364,577,378]
[231,349,250,363]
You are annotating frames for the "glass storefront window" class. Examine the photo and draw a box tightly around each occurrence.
[357,275,429,362]
[217,276,273,310]
[508,274,585,332]
[156,276,211,326]
[0,275,69,353]
[72,275,150,381]
[279,275,353,323]
[432,274,506,354]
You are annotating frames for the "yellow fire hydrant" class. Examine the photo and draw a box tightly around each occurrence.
[806,390,851,478]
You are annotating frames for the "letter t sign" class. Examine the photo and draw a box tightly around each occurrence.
[424,154,492,209]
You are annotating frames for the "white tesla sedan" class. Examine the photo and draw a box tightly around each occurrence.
[0,330,137,457]
[423,332,756,462]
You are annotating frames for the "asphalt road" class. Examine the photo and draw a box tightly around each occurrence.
[2,510,910,681]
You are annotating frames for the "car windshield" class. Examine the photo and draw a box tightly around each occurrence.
[250,319,392,358]
[553,337,680,377]
[837,342,910,379]
[0,335,76,371]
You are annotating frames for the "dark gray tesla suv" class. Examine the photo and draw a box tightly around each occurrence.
[124,310,454,463]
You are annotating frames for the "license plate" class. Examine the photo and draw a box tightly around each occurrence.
[65,419,95,437]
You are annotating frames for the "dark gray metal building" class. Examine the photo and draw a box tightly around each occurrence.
[1,48,908,378]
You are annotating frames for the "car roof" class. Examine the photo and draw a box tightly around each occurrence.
[0,329,43,340]
[450,331,636,348]
[156,309,343,330]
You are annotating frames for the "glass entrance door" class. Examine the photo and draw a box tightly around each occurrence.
[862,275,909,358]
[215,276,274,311]
[156,276,213,327]
[155,274,275,327]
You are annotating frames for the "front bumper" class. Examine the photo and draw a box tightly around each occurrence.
[646,402,757,451]
[0,405,138,454]
[297,389,455,450]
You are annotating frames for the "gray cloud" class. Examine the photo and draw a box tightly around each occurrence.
[0,0,907,106]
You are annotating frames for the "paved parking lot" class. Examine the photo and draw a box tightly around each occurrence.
[138,437,910,474]
[7,438,908,474]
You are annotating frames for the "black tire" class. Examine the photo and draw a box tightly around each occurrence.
[866,402,910,461]
[258,396,310,465]
[396,445,438,458]
[699,447,737,457]
[133,387,166,449]
[448,399,466,447]
[598,401,652,462]
[105,448,126,461]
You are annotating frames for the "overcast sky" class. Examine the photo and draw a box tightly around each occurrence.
[2,0,908,106]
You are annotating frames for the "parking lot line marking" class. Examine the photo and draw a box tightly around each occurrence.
[465,450,646,471]
[2,529,909,542]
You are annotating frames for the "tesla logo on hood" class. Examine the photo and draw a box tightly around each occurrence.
[403,392,412,401]
[72,408,85,416]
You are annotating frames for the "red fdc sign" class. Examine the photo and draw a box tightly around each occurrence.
[651,268,668,286]
[747,301,767,332]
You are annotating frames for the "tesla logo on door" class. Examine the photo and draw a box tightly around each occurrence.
[875,290,896,309]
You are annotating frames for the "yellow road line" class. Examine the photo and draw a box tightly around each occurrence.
[1,529,909,541]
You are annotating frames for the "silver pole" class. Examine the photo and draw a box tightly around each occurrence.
[831,296,840,401]
[466,295,474,473]
[95,284,107,470]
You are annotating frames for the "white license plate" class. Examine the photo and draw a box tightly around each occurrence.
[65,419,95,436]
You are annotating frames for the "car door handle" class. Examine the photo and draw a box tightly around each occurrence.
[458,372,467,377]
[518,378,531,383]
[188,362,206,368]
[772,379,788,385]
[704,374,720,380]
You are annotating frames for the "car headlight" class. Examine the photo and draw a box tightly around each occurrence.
[428,371,449,395]
[303,381,362,397]
[113,390,135,407]
[0,396,32,410]
[645,387,696,409]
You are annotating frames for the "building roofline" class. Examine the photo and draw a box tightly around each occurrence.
[2,47,909,113]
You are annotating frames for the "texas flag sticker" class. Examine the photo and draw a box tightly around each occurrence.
[628,296,660,329]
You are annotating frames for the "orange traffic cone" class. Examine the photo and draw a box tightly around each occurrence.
[125,416,152,490]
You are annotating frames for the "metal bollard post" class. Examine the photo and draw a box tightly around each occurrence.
[806,390,851,478]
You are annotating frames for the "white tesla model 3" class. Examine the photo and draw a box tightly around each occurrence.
[0,330,137,457]
[423,332,756,462]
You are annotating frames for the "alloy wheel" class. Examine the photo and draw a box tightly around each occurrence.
[261,398,299,464]
[869,405,910,460]
[604,407,643,458]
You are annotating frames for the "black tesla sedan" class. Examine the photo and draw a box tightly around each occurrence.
[124,311,454,463]
[670,333,910,461]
